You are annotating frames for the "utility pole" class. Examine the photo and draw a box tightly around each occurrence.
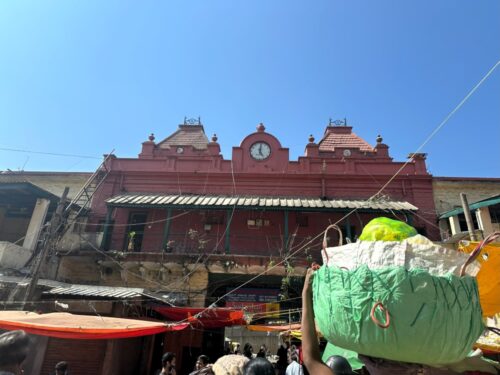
[23,187,69,307]
[460,192,477,242]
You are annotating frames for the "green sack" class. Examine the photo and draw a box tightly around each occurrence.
[359,217,417,241]
[313,265,484,365]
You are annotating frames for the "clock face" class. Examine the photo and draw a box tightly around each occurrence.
[176,147,184,154]
[343,149,351,157]
[250,142,271,160]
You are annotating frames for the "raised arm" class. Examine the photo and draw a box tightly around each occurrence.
[301,268,333,375]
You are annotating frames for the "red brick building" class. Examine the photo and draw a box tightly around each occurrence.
[90,120,437,258]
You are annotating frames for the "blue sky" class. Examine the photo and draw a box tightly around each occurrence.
[0,1,498,177]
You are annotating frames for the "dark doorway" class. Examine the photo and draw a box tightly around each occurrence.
[202,328,225,366]
[181,346,202,375]
[125,212,147,252]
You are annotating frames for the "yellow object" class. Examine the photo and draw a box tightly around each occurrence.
[359,217,417,242]
[475,315,500,353]
[459,241,500,317]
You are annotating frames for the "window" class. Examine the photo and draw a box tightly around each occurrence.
[296,213,309,227]
[247,218,270,228]
[206,214,225,225]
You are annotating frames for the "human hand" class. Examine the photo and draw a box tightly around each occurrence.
[302,267,315,298]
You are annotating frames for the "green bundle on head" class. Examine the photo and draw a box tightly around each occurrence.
[359,217,417,242]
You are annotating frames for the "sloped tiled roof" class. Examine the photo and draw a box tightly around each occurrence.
[157,125,209,150]
[318,127,374,152]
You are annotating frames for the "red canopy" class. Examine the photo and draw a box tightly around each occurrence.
[154,307,246,328]
[0,311,188,340]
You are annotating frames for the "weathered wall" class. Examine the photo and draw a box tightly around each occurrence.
[0,172,91,199]
[433,178,500,214]
[56,254,210,307]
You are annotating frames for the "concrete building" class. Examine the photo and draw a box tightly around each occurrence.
[433,177,500,240]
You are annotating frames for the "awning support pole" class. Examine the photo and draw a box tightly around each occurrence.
[284,210,289,250]
[344,215,351,242]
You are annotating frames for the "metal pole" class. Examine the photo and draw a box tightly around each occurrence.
[344,215,351,242]
[23,187,69,306]
[284,211,289,250]
[460,192,477,241]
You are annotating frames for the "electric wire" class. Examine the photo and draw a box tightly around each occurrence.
[168,59,500,326]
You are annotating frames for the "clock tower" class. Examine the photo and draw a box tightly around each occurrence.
[230,123,290,172]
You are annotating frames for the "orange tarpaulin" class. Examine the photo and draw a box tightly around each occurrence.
[459,240,500,317]
[247,323,301,332]
[0,311,188,339]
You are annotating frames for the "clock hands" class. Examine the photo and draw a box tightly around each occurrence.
[250,143,269,159]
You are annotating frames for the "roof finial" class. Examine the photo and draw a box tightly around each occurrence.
[148,133,155,142]
[184,117,202,125]
[211,133,218,142]
[376,134,383,144]
[330,118,347,126]
[257,123,265,132]
[308,134,315,143]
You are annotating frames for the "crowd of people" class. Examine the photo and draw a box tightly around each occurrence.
[156,268,354,375]
[0,268,354,375]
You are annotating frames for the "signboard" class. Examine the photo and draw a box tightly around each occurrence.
[226,288,280,316]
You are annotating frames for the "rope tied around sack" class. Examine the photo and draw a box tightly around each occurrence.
[460,232,500,277]
[322,224,343,265]
[370,301,391,328]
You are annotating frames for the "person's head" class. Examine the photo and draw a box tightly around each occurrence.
[196,355,210,370]
[256,346,266,358]
[162,352,176,370]
[0,330,30,375]
[243,343,253,358]
[325,355,354,375]
[212,354,249,375]
[243,358,274,375]
[290,354,299,363]
[55,361,69,375]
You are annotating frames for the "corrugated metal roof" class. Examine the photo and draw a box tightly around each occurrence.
[106,194,418,211]
[45,284,144,299]
[439,194,500,219]
[0,275,184,305]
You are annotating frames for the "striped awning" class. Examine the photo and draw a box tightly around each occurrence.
[106,194,418,212]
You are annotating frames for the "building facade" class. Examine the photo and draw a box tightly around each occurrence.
[1,120,444,374]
